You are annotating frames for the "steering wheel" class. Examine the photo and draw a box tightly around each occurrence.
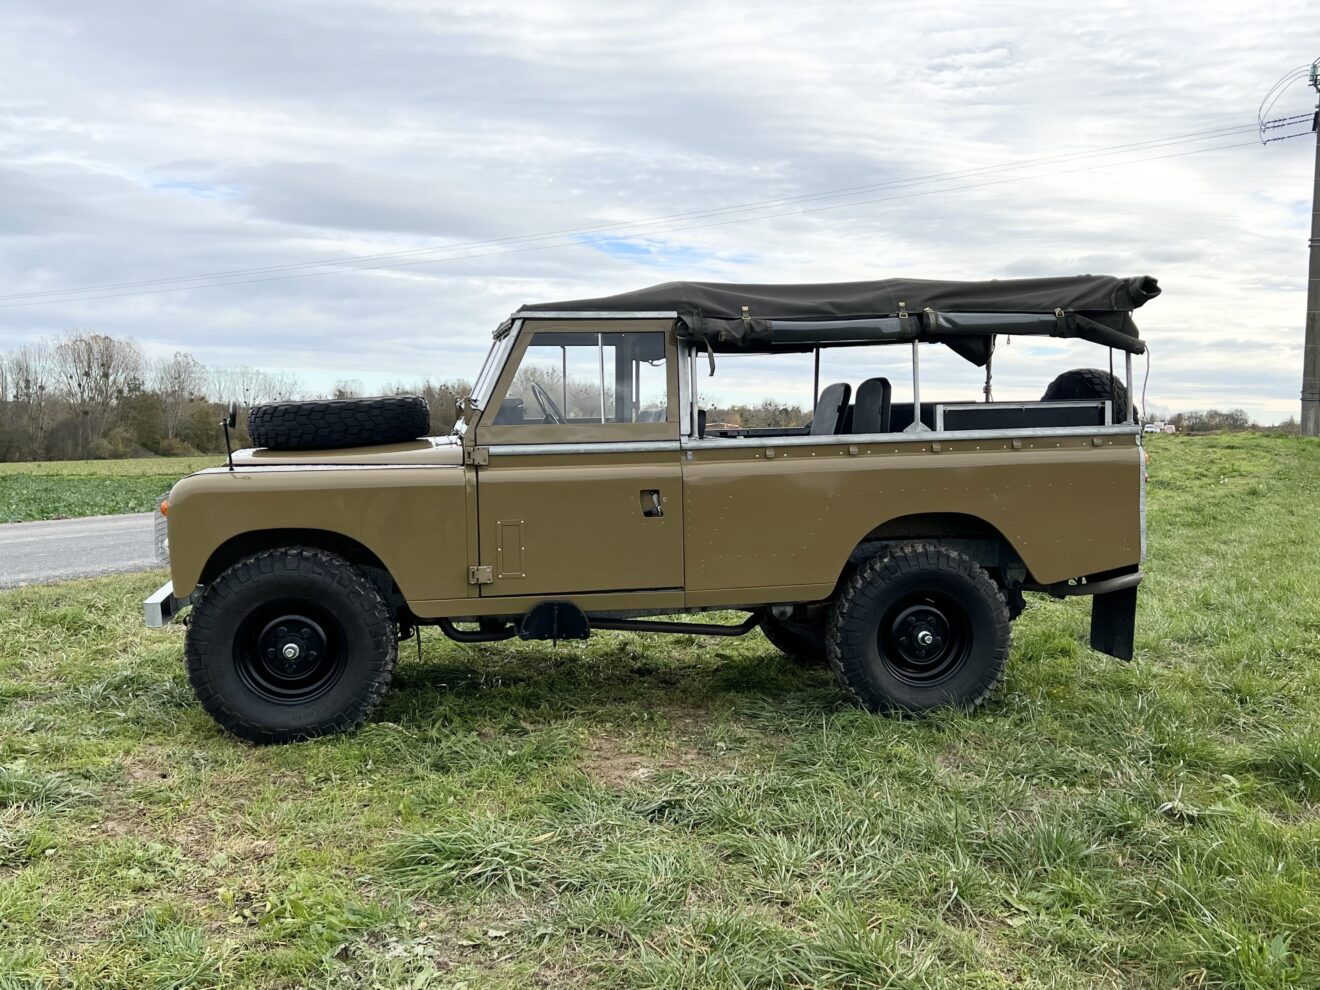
[529,382,566,425]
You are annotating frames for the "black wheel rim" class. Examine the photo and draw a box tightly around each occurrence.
[233,600,347,705]
[878,591,972,686]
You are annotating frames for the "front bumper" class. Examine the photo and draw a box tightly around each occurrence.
[144,581,191,628]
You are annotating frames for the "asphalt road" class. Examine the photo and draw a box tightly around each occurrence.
[0,513,158,589]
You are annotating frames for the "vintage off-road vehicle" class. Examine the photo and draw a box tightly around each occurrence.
[146,275,1159,743]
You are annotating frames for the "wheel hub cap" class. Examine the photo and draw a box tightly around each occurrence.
[893,606,950,665]
[255,615,328,680]
[878,594,972,687]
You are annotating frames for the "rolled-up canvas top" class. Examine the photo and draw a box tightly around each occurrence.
[518,274,1160,366]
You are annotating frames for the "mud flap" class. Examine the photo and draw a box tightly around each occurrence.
[1090,585,1137,661]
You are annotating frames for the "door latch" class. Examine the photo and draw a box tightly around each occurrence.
[640,489,664,518]
[468,565,493,585]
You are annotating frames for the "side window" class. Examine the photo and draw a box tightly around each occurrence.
[495,332,668,426]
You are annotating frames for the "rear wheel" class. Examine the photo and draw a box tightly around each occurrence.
[185,548,398,743]
[827,544,1010,714]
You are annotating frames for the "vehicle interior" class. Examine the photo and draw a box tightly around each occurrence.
[694,340,1122,440]
[480,327,1132,439]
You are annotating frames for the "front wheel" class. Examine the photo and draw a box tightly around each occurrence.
[827,544,1010,714]
[185,548,398,743]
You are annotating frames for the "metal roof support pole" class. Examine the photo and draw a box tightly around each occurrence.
[913,341,921,419]
[904,341,929,432]
[597,333,606,423]
[1125,352,1134,423]
[689,345,699,438]
[813,346,821,411]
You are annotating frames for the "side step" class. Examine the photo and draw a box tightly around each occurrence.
[433,603,762,644]
[591,613,762,638]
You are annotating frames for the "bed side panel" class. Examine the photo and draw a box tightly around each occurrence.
[682,434,1140,593]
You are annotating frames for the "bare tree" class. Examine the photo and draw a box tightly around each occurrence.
[380,377,471,434]
[152,352,207,441]
[3,344,54,458]
[265,371,302,402]
[51,331,144,456]
[332,379,363,399]
[210,366,303,407]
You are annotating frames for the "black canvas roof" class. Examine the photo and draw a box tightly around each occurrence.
[519,275,1160,366]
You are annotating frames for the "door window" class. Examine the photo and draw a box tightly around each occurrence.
[494,332,669,427]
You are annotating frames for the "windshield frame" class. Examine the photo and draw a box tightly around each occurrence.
[470,321,520,412]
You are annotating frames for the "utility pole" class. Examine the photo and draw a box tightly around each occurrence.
[1302,62,1320,436]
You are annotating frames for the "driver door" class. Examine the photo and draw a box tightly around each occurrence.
[472,319,683,597]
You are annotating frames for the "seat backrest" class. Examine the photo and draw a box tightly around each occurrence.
[852,377,892,434]
[810,382,852,435]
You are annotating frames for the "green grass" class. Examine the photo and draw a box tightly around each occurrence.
[2,434,1319,988]
[0,456,219,522]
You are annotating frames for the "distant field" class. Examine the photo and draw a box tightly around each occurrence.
[0,456,219,523]
[1,434,1318,988]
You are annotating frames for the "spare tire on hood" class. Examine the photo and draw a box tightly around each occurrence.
[248,395,431,451]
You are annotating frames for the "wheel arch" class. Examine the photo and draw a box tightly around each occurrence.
[846,512,1029,587]
[194,528,400,604]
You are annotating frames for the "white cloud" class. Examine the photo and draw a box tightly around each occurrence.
[0,0,1314,420]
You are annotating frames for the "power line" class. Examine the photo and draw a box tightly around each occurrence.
[1259,64,1316,132]
[0,119,1276,307]
[2,132,1299,312]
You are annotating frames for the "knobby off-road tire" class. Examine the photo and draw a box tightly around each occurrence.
[827,544,1011,714]
[1040,368,1133,421]
[185,548,398,744]
[761,612,829,667]
[247,395,430,451]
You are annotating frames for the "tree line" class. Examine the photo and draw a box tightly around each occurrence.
[0,331,470,462]
[0,330,1293,462]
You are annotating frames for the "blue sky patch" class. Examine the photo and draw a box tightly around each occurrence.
[578,235,753,269]
[148,179,236,200]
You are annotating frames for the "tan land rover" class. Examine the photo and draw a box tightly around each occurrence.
[146,275,1159,743]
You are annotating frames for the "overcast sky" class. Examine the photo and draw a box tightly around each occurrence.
[0,1,1316,420]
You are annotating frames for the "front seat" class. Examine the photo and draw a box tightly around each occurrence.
[852,377,892,434]
[810,382,852,435]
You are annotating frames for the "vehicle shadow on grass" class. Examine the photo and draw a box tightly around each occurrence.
[374,632,843,731]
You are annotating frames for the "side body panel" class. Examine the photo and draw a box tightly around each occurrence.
[168,465,470,601]
[474,450,683,596]
[682,433,1141,603]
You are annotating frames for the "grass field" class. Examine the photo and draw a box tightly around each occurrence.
[0,456,220,523]
[1,434,1319,989]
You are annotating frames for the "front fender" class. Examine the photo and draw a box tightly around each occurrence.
[167,466,469,601]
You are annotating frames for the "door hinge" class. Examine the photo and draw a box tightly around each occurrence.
[464,446,490,466]
[468,565,493,585]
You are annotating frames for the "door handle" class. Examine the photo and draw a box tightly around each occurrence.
[640,489,664,518]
